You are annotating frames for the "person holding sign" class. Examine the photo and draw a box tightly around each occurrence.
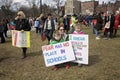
[50,30,70,70]
[72,23,85,66]
[58,27,68,41]
[14,11,31,59]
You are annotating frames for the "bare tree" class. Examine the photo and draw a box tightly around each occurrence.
[0,0,13,19]
[26,0,37,8]
[53,0,64,15]
[12,2,21,11]
[0,0,13,10]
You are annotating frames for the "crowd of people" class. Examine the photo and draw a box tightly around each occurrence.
[91,11,120,40]
[0,10,120,70]
[31,10,120,41]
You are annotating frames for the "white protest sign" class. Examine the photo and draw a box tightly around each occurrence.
[42,41,75,67]
[12,30,30,48]
[69,34,89,64]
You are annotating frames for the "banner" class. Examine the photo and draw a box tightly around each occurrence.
[12,30,30,48]
[69,34,89,64]
[42,41,75,67]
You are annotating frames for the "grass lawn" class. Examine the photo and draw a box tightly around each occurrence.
[0,27,120,80]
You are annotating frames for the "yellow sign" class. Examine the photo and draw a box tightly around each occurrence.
[12,30,30,48]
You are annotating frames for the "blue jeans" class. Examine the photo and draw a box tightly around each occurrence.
[39,28,43,37]
[91,22,95,34]
[95,30,99,37]
[45,30,53,42]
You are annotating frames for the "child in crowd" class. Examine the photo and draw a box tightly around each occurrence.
[72,23,85,66]
[50,30,70,70]
[72,23,84,34]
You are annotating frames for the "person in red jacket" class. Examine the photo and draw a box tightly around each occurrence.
[113,11,120,37]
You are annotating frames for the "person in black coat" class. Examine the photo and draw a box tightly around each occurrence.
[0,21,5,43]
[63,15,70,34]
[94,12,103,40]
[109,14,115,38]
[103,13,115,39]
[44,13,55,44]
[2,19,9,38]
[14,11,31,59]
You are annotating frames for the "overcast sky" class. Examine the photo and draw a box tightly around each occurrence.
[13,0,116,5]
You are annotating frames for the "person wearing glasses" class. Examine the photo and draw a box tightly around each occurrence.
[58,26,68,41]
[50,30,70,70]
[14,11,31,59]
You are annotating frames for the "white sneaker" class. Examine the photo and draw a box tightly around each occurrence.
[96,37,100,40]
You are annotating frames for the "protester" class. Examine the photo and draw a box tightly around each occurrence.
[34,18,40,33]
[58,26,68,41]
[44,13,55,44]
[0,20,5,43]
[70,14,78,33]
[72,23,85,66]
[103,12,115,39]
[63,15,70,34]
[14,11,31,59]
[37,13,45,37]
[91,14,97,34]
[50,30,70,70]
[2,19,9,38]
[94,12,103,40]
[72,23,84,34]
[109,13,115,38]
[103,12,111,39]
[113,10,120,37]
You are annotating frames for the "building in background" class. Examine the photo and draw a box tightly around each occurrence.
[96,0,120,13]
[81,1,98,15]
[65,0,120,15]
[65,0,81,15]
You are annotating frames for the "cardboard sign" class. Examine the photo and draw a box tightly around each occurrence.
[42,41,75,67]
[12,30,30,48]
[69,34,89,64]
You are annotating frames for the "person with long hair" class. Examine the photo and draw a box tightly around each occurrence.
[14,11,31,59]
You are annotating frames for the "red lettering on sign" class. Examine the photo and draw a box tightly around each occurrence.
[42,45,54,51]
